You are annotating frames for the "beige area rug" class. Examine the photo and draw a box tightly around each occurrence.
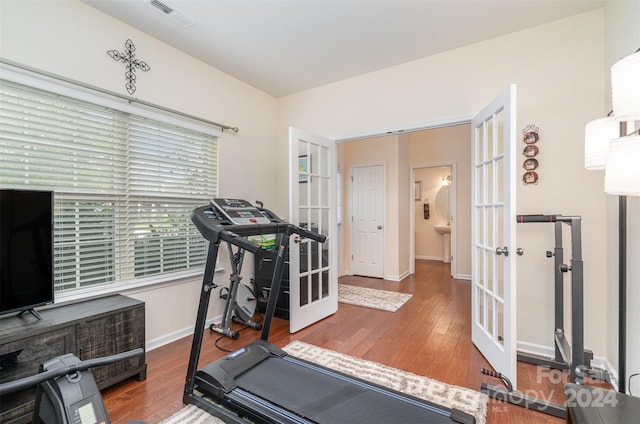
[338,283,412,312]
[160,341,488,424]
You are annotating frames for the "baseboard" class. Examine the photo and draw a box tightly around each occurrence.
[384,269,411,282]
[415,255,442,261]
[454,273,471,280]
[517,340,616,389]
[146,314,221,351]
[517,340,555,359]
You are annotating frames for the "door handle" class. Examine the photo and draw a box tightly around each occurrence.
[516,248,524,256]
[496,246,509,256]
[377,225,383,230]
[293,235,301,244]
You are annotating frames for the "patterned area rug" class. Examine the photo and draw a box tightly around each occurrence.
[160,341,488,424]
[159,404,220,424]
[338,283,412,312]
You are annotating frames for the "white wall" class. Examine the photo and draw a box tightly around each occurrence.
[0,0,279,347]
[276,10,610,362]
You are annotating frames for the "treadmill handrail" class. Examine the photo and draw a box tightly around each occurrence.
[516,214,581,224]
[293,224,327,243]
[191,205,326,251]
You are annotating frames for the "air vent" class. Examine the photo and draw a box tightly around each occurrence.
[150,0,173,15]
[145,0,196,27]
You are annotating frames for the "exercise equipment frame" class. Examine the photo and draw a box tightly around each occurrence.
[183,201,476,424]
[481,214,608,419]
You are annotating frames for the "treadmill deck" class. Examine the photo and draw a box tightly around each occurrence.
[194,340,474,424]
[235,355,454,423]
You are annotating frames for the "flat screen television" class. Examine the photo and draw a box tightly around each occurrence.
[0,189,54,319]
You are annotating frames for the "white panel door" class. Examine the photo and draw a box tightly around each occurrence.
[288,127,338,333]
[471,85,518,388]
[350,164,385,278]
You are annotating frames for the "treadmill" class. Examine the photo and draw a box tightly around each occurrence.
[183,199,476,424]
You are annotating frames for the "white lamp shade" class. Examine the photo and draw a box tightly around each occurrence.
[584,117,619,170]
[604,135,640,196]
[611,50,640,120]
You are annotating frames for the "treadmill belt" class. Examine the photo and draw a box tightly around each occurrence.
[236,356,455,423]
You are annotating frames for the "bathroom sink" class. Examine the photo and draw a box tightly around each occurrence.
[434,225,451,234]
[433,225,451,264]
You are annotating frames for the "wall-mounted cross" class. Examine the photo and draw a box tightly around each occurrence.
[107,39,151,95]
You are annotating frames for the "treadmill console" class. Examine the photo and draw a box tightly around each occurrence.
[210,198,271,225]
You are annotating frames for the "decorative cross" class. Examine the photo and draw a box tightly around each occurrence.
[107,39,151,95]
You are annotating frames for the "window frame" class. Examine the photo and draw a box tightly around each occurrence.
[0,66,221,304]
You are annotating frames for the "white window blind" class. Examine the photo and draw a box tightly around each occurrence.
[0,79,217,294]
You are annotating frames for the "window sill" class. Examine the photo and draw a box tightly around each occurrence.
[54,267,225,305]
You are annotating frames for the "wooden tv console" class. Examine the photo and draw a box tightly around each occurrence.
[0,294,147,423]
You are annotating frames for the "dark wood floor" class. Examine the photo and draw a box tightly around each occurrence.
[102,260,600,423]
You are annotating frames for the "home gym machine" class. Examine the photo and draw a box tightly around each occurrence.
[481,214,609,419]
[209,238,262,339]
[183,198,476,424]
[0,349,144,424]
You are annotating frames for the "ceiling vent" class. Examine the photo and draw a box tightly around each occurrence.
[146,0,196,27]
[150,0,173,14]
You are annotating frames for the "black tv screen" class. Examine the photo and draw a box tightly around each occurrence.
[0,189,54,316]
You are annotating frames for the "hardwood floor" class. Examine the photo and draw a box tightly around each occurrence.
[102,260,599,423]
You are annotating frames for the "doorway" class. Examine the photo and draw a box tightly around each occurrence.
[412,164,456,277]
[336,124,471,281]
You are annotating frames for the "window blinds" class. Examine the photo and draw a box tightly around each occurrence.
[0,79,217,294]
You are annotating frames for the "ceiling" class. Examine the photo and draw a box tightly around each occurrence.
[82,0,604,97]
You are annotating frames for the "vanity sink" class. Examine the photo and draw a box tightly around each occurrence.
[433,225,451,263]
[434,225,451,234]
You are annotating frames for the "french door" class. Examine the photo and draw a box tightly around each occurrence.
[288,127,338,333]
[471,85,518,388]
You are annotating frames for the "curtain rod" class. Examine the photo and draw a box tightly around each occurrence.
[0,58,239,133]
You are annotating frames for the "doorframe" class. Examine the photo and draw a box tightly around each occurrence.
[337,114,474,142]
[348,161,386,278]
[410,162,457,277]
[335,114,473,280]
